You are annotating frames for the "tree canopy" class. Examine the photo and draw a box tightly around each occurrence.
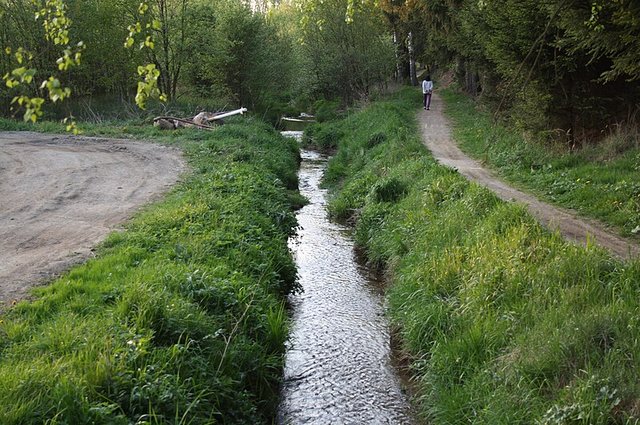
[1,0,639,140]
[415,0,640,140]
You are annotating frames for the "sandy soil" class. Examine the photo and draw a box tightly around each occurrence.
[0,131,185,309]
[419,94,639,261]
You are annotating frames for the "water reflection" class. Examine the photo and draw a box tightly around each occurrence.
[278,147,412,424]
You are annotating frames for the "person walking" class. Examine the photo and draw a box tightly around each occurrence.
[422,75,433,110]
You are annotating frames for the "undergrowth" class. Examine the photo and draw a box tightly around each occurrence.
[0,119,301,423]
[441,89,640,238]
[319,87,640,424]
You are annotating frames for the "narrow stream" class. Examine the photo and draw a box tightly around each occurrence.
[278,140,412,424]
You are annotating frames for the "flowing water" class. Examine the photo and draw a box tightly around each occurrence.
[278,137,412,424]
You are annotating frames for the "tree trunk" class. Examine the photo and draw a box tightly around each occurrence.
[407,31,417,86]
[393,29,402,83]
[465,61,478,95]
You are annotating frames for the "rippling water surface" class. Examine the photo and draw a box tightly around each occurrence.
[278,145,412,424]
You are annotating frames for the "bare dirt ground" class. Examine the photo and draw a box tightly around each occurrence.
[420,93,639,261]
[0,131,185,310]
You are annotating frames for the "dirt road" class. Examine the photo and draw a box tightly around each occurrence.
[0,132,185,309]
[419,94,639,261]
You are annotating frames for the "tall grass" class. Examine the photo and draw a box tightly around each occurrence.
[0,119,300,423]
[441,89,640,238]
[320,87,640,424]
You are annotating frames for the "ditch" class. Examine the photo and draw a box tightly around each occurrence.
[277,139,413,423]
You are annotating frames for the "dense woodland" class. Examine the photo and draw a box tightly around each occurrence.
[0,0,393,123]
[1,0,639,138]
[407,0,640,143]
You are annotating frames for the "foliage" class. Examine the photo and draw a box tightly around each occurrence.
[312,98,341,122]
[124,0,167,108]
[182,0,297,123]
[1,0,305,121]
[1,0,84,128]
[316,87,640,423]
[0,119,301,423]
[378,0,429,84]
[302,121,344,151]
[297,0,395,103]
[554,0,640,82]
[416,0,640,140]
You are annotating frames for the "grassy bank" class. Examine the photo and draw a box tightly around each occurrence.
[441,89,640,238]
[316,87,640,424]
[0,119,300,423]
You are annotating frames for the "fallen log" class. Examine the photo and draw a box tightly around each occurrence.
[153,116,217,130]
[153,107,248,130]
[206,107,247,121]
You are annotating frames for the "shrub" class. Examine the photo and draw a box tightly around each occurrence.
[370,177,408,203]
[313,99,341,122]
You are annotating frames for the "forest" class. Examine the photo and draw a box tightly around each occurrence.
[1,0,639,143]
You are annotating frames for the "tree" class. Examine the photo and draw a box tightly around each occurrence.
[298,0,394,102]
[1,0,84,126]
[379,0,429,85]
[410,0,640,141]
[553,0,640,82]
[148,0,188,100]
[181,0,299,121]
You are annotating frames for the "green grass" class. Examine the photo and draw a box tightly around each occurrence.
[318,87,640,424]
[441,89,640,238]
[0,118,301,423]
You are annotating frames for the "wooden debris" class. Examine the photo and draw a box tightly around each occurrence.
[193,112,214,126]
[154,118,176,130]
[153,107,248,131]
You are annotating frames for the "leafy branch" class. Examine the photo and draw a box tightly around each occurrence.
[125,1,166,109]
[2,0,84,131]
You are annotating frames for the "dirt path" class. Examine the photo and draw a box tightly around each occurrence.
[419,94,639,261]
[0,132,185,309]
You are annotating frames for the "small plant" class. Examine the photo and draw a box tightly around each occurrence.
[538,377,622,425]
[370,177,408,203]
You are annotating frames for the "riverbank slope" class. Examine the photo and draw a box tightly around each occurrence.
[313,88,640,423]
[0,120,300,423]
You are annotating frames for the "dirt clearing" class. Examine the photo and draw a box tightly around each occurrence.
[0,131,185,309]
[420,94,639,261]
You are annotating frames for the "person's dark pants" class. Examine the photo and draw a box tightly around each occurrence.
[423,92,432,109]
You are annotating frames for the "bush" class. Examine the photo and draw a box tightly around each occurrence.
[313,99,341,122]
[302,122,344,151]
[370,177,408,203]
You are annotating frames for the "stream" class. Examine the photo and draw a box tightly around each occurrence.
[278,137,413,424]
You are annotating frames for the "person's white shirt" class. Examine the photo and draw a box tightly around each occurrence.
[422,79,433,94]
